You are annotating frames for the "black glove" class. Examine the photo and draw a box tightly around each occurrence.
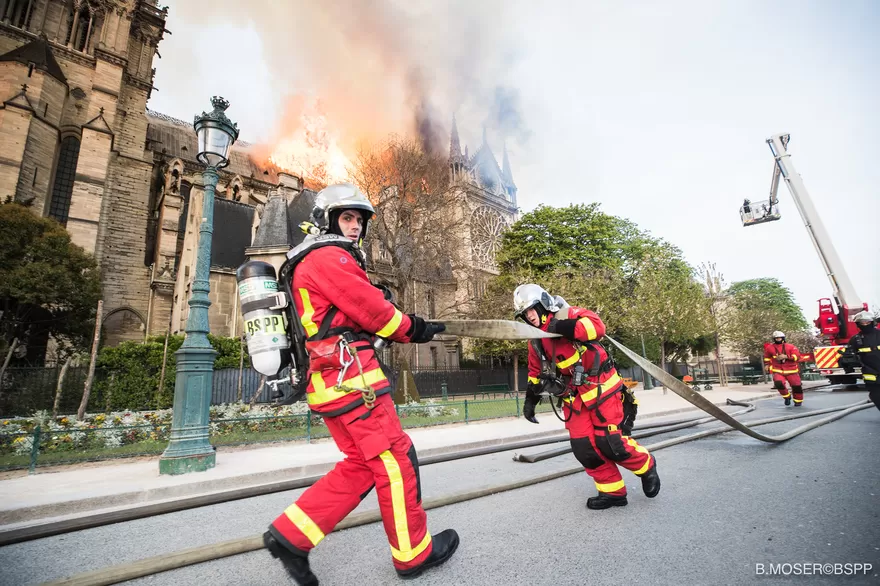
[546,318,579,340]
[407,315,445,344]
[523,383,543,423]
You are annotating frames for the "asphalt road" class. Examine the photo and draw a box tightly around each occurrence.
[1,391,877,586]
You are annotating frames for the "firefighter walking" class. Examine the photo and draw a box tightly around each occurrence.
[263,184,458,585]
[515,284,660,509]
[764,331,804,406]
[847,311,880,411]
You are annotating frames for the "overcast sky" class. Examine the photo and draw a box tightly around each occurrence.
[149,0,879,326]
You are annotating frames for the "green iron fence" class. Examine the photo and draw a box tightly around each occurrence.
[0,395,560,473]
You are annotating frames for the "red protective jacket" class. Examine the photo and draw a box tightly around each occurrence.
[763,342,801,375]
[291,245,414,415]
[527,307,623,409]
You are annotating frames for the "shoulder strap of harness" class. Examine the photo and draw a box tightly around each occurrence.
[530,338,555,378]
[277,235,368,385]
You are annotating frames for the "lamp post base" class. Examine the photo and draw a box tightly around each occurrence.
[159,346,217,475]
[159,451,216,475]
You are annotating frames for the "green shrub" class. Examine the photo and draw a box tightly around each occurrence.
[93,334,249,411]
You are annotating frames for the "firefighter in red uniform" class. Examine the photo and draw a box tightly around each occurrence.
[263,184,459,585]
[763,331,803,406]
[514,284,661,509]
[846,311,880,411]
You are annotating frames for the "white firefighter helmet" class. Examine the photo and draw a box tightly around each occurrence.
[310,183,376,238]
[772,330,785,340]
[513,284,563,319]
[854,311,875,324]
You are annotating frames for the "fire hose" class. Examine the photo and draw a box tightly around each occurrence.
[37,397,871,586]
[32,331,873,585]
[602,335,871,442]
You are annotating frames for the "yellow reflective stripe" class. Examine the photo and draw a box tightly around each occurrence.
[627,437,649,455]
[579,373,622,403]
[528,376,540,384]
[781,392,791,398]
[633,454,653,475]
[379,451,412,557]
[791,355,798,361]
[595,479,625,493]
[858,347,872,353]
[376,309,404,338]
[298,288,319,337]
[770,367,799,374]
[557,349,582,370]
[864,374,877,381]
[308,368,387,405]
[391,532,432,563]
[579,317,598,340]
[793,398,803,403]
[283,504,325,546]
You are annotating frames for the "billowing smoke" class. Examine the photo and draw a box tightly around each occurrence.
[168,0,528,161]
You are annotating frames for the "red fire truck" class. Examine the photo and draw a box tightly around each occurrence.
[740,134,868,384]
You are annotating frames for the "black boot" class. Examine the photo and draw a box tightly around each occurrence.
[264,530,319,586]
[396,529,460,580]
[784,396,791,406]
[586,493,628,509]
[793,401,802,407]
[640,458,661,498]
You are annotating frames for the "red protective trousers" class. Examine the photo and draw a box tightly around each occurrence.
[772,373,803,403]
[270,394,432,570]
[564,388,653,496]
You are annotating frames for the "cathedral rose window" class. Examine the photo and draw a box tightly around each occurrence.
[471,206,508,268]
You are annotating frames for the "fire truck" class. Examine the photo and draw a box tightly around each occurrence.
[740,134,868,384]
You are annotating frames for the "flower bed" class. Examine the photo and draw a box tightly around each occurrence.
[0,399,464,470]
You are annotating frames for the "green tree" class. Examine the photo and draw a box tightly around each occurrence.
[470,204,712,370]
[496,203,645,274]
[622,246,713,378]
[0,202,101,365]
[721,278,808,359]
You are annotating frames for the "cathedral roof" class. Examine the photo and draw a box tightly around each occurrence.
[285,189,318,248]
[210,199,255,269]
[145,110,282,183]
[0,37,67,85]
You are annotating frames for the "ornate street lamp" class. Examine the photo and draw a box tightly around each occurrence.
[159,97,239,475]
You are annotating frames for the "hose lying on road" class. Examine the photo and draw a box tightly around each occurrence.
[1,401,756,546]
[39,398,872,586]
[603,335,848,444]
[514,399,755,463]
[515,398,869,463]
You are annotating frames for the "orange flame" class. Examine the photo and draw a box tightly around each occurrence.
[266,97,353,186]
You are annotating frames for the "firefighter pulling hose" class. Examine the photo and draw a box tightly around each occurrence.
[512,284,659,509]
[238,183,456,586]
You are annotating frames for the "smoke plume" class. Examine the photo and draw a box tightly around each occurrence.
[169,0,528,162]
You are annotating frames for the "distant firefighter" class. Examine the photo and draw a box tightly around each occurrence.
[764,331,803,406]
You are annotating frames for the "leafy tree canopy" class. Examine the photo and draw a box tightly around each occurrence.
[0,202,101,360]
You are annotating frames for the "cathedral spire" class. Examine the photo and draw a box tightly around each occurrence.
[449,113,462,163]
[502,142,515,187]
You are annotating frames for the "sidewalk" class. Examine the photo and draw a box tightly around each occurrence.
[0,382,806,527]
